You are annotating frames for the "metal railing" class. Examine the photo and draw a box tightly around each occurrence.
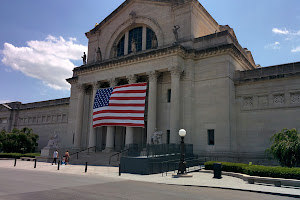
[109,148,130,164]
[118,143,194,158]
[148,156,206,175]
[69,146,97,160]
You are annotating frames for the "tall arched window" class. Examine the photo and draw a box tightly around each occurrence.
[117,36,125,57]
[129,27,143,53]
[115,26,157,58]
[146,28,156,50]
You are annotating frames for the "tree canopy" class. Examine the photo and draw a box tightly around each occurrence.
[0,127,39,153]
[266,128,300,167]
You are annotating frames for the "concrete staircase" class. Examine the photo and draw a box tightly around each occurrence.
[68,151,121,166]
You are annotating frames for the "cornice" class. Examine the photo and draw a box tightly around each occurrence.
[235,62,300,84]
[87,0,179,37]
[71,41,254,77]
[66,77,78,85]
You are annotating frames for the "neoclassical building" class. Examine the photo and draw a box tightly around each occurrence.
[1,0,300,163]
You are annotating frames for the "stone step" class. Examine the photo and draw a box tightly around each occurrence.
[68,151,121,166]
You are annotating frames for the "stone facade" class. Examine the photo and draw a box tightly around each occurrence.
[0,98,70,151]
[1,0,299,164]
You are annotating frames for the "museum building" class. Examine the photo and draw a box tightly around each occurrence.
[1,0,300,163]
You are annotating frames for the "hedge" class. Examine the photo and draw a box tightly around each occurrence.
[205,161,300,180]
[0,153,40,159]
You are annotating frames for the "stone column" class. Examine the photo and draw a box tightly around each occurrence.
[169,66,182,144]
[88,82,99,148]
[104,78,117,152]
[124,32,129,55]
[74,84,85,150]
[125,75,137,146]
[105,126,115,152]
[142,26,147,51]
[147,71,158,144]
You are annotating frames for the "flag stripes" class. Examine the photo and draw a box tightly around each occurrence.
[92,82,147,128]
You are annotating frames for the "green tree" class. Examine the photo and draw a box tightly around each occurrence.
[0,127,39,153]
[266,128,300,167]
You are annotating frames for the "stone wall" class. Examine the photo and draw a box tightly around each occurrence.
[235,62,300,158]
[0,98,70,151]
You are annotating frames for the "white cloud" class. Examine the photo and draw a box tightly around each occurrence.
[0,100,12,104]
[272,27,300,38]
[291,46,300,53]
[1,35,87,90]
[272,28,289,35]
[265,41,281,50]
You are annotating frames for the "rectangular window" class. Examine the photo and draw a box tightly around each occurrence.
[208,129,215,145]
[167,130,170,144]
[167,89,171,103]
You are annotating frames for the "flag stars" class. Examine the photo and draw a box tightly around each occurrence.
[93,88,113,109]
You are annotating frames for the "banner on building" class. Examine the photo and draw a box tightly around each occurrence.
[93,82,147,128]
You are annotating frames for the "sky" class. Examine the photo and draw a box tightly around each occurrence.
[0,0,299,104]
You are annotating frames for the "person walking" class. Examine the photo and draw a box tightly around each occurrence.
[52,150,59,165]
[64,150,70,165]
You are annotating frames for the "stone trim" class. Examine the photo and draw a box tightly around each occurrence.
[105,16,164,59]
[147,71,158,82]
[18,113,68,125]
[18,98,70,110]
[235,62,300,84]
[169,66,184,78]
[72,42,254,77]
[238,91,300,111]
[126,75,137,84]
[87,0,189,37]
[66,76,78,84]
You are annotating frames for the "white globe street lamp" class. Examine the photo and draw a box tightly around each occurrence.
[179,129,186,137]
[178,129,187,174]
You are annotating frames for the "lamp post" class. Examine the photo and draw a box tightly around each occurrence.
[178,129,186,174]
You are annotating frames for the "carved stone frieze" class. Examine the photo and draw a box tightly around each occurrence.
[291,92,300,104]
[274,94,285,105]
[243,97,253,109]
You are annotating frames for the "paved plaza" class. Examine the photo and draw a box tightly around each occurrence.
[0,159,299,198]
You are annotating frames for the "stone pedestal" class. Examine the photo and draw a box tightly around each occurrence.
[39,147,56,162]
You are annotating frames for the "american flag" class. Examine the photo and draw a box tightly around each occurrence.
[93,82,147,128]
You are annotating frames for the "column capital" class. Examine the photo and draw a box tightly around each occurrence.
[91,82,99,91]
[147,71,158,82]
[126,75,137,84]
[109,78,117,87]
[169,66,184,78]
[76,84,85,92]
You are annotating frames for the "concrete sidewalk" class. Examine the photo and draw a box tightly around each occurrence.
[0,159,299,197]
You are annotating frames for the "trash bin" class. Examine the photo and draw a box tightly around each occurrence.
[213,163,222,179]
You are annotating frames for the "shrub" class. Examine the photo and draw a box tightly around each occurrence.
[0,153,40,159]
[205,161,300,180]
[0,127,39,153]
[0,153,22,158]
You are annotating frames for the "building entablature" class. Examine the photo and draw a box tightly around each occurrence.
[18,98,70,111]
[71,31,255,81]
[234,62,300,84]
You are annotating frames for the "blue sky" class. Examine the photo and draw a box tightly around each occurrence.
[0,0,299,104]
